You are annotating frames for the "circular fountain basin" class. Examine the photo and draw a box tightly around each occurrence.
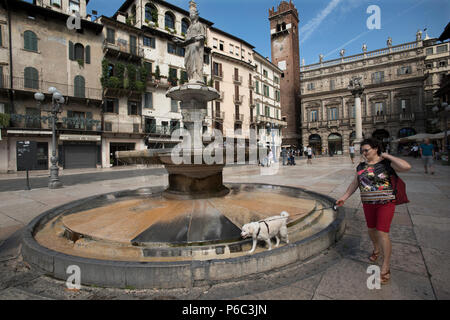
[21,184,346,289]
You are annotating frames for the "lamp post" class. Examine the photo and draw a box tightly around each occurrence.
[432,101,450,165]
[34,87,64,189]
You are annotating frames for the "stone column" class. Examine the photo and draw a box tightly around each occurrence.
[348,77,365,152]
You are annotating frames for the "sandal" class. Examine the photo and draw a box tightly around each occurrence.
[381,270,391,285]
[369,250,381,262]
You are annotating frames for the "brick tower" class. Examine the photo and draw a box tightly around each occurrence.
[269,1,301,147]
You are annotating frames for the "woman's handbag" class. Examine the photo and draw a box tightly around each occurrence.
[387,161,409,205]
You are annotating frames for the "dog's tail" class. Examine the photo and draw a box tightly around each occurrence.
[280,211,289,218]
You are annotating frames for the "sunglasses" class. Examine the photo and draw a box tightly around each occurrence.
[360,148,372,154]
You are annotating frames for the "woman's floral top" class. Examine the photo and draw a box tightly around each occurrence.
[356,159,395,204]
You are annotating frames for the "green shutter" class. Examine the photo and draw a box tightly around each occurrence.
[69,41,74,61]
[74,76,85,98]
[85,45,91,64]
[114,99,119,114]
[86,112,93,130]
[24,31,30,50]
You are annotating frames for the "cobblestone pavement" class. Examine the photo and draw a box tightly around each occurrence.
[0,156,448,300]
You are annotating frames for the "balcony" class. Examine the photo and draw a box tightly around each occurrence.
[327,120,340,128]
[214,111,225,120]
[103,39,144,62]
[233,75,243,84]
[212,71,223,80]
[308,121,320,130]
[399,113,415,122]
[373,115,387,123]
[6,76,102,101]
[256,115,287,127]
[233,95,243,104]
[248,79,255,88]
[234,114,244,123]
[145,124,180,136]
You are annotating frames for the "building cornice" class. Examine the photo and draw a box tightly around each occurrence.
[212,51,256,70]
[300,76,426,100]
[4,0,103,34]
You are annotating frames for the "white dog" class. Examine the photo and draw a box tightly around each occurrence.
[240,211,290,253]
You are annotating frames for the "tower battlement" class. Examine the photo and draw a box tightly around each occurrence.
[269,0,299,22]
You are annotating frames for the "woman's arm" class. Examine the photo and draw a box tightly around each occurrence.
[336,175,359,206]
[381,153,412,172]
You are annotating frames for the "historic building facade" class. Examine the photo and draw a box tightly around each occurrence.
[0,0,104,172]
[253,50,285,157]
[299,32,449,156]
[209,26,255,140]
[0,0,290,172]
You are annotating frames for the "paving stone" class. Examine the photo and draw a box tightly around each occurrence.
[421,247,450,300]
[0,287,52,300]
[314,258,435,300]
[410,215,450,252]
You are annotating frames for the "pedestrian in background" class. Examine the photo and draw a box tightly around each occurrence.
[349,144,355,164]
[281,148,287,166]
[420,138,435,175]
[307,145,313,165]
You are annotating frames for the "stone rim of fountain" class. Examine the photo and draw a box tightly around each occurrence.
[21,183,346,289]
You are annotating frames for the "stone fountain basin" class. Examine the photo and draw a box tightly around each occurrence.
[21,183,346,289]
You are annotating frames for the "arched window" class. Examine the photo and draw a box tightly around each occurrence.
[145,4,158,22]
[24,30,38,52]
[181,18,190,34]
[74,43,84,60]
[165,12,175,29]
[24,67,39,89]
[74,75,85,98]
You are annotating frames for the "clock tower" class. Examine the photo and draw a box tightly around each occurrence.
[269,1,301,147]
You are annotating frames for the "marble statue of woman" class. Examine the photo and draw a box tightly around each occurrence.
[173,1,205,84]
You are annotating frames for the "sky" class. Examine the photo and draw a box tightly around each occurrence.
[86,0,449,66]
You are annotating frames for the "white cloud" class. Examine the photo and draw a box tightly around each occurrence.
[300,0,343,44]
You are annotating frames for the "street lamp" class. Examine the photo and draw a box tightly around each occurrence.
[34,88,64,189]
[432,101,450,165]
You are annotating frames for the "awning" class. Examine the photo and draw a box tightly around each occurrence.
[430,131,450,140]
[7,130,52,135]
[393,133,435,143]
[59,134,101,142]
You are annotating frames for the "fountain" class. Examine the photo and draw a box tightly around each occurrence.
[21,1,346,289]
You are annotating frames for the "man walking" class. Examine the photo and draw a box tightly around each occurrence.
[349,144,356,164]
[420,138,435,175]
[307,145,313,165]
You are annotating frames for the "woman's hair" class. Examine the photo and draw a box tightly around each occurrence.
[360,138,383,156]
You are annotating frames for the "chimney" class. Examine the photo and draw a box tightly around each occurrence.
[116,12,126,24]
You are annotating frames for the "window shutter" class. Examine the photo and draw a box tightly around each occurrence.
[127,101,131,115]
[85,45,91,64]
[114,99,119,114]
[86,112,93,130]
[24,31,30,50]
[69,41,74,61]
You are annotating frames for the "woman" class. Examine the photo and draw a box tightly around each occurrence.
[336,138,411,284]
